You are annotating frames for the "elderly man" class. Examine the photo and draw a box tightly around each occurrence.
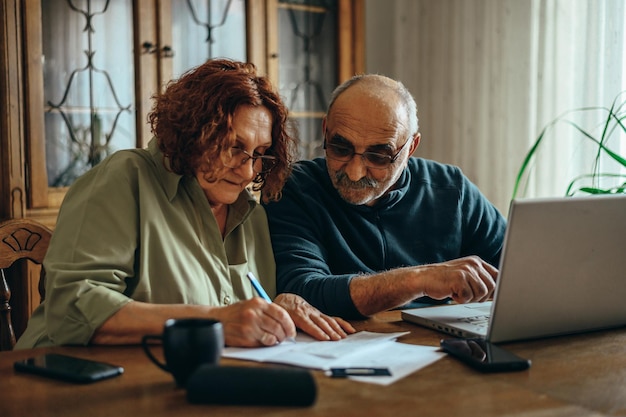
[263,74,506,319]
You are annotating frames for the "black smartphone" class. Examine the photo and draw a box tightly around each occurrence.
[440,338,531,373]
[14,353,124,383]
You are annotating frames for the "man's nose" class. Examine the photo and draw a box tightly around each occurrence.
[343,155,368,181]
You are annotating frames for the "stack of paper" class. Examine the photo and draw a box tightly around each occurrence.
[222,331,445,385]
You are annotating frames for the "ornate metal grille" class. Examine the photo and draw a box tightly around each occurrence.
[278,0,338,160]
[43,0,135,187]
[171,0,246,79]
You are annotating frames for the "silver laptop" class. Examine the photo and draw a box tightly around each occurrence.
[401,195,626,343]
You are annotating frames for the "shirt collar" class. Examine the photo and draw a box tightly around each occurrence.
[147,138,184,202]
[376,165,410,207]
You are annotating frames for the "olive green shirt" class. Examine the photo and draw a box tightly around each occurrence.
[15,139,276,349]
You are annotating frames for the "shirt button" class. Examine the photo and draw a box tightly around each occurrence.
[223,295,231,305]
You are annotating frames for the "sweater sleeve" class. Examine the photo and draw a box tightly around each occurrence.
[264,162,364,319]
[263,159,507,320]
[458,173,507,267]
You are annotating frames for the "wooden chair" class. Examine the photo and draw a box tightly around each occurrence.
[0,218,52,350]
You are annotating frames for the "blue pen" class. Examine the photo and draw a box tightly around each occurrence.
[246,272,296,343]
[246,272,272,302]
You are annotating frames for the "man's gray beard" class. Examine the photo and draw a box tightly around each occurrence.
[332,171,383,205]
[331,161,406,206]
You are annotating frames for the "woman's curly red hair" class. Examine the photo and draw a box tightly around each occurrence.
[148,58,298,202]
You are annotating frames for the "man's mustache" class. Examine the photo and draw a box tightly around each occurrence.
[333,171,377,189]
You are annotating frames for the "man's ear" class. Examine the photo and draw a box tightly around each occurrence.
[322,116,327,134]
[409,133,421,155]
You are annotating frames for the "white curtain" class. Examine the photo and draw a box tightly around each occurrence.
[525,0,626,199]
[365,0,626,214]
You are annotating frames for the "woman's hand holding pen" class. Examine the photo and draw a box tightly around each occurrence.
[209,298,297,347]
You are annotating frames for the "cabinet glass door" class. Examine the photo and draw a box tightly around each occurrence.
[42,0,135,187]
[40,0,248,190]
[277,0,338,160]
[170,0,247,79]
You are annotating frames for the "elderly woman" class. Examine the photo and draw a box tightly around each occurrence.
[16,58,354,349]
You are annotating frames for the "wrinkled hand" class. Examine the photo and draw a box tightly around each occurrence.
[211,298,296,347]
[274,293,356,341]
[420,256,498,303]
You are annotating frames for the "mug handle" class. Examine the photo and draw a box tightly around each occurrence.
[141,334,169,372]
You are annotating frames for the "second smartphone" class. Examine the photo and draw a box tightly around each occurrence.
[14,353,124,383]
[440,338,531,373]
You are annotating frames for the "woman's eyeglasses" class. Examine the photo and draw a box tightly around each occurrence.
[223,147,277,174]
[323,137,410,169]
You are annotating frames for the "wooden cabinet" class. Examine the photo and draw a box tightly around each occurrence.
[1,0,364,228]
[266,0,364,159]
[0,0,362,331]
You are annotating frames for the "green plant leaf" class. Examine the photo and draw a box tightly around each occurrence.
[513,91,626,199]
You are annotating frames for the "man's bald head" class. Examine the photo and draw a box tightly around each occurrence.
[327,74,419,138]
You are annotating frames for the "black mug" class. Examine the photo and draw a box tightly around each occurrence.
[141,318,224,387]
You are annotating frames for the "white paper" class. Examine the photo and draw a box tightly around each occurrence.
[340,341,445,386]
[222,331,445,385]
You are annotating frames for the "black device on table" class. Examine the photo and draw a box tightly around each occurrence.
[440,338,531,373]
[14,353,124,383]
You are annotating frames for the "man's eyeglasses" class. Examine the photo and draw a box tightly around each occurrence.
[223,147,277,174]
[323,136,411,169]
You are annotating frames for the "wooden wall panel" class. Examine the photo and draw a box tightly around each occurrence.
[0,0,27,220]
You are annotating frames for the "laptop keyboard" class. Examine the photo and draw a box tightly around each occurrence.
[459,315,490,328]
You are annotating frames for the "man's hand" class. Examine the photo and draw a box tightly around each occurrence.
[418,256,498,303]
[274,293,356,341]
[350,255,498,316]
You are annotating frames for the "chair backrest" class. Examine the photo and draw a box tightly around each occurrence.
[0,218,52,350]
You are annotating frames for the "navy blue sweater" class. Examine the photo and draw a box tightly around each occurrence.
[263,157,506,319]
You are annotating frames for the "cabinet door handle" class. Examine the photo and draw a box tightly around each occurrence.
[141,41,157,54]
[141,42,174,58]
[161,45,174,58]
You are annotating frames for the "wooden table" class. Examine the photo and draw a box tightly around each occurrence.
[2,311,625,417]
